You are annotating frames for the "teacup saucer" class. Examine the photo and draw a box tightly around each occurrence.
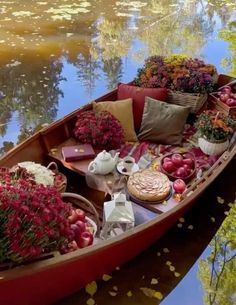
[116,161,139,176]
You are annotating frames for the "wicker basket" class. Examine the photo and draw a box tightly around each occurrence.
[47,162,67,193]
[61,192,100,235]
[167,90,208,113]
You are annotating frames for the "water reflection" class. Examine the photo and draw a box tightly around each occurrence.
[1,0,236,151]
[198,201,236,305]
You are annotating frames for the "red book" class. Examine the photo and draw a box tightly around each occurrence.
[61,144,95,162]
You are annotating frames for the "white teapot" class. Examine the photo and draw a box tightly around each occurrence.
[88,150,119,175]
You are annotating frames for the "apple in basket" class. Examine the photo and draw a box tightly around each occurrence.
[68,208,86,223]
[161,152,196,181]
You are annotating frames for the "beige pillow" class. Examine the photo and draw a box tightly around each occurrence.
[93,98,137,142]
[138,97,190,145]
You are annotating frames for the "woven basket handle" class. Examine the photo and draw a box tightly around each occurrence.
[61,192,100,235]
[47,162,58,173]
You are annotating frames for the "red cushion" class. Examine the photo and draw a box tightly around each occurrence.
[117,84,168,131]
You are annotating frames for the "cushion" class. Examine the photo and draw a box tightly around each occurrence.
[117,84,168,131]
[93,98,137,142]
[138,97,190,145]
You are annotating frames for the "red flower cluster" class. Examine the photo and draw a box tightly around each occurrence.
[73,110,125,150]
[0,167,73,264]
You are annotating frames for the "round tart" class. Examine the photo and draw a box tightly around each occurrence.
[127,169,171,202]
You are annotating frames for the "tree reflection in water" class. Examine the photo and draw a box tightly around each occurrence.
[198,199,236,305]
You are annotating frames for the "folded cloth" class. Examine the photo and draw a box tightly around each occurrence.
[119,142,149,162]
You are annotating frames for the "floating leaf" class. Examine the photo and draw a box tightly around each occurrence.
[163,248,170,253]
[188,225,194,230]
[151,278,158,285]
[109,291,117,296]
[210,217,216,222]
[113,286,118,291]
[127,291,133,297]
[217,196,224,204]
[179,217,185,223]
[169,265,175,272]
[166,261,172,266]
[85,281,97,296]
[157,252,161,256]
[177,223,183,228]
[174,272,181,277]
[140,287,163,300]
[102,274,112,281]
[86,297,95,305]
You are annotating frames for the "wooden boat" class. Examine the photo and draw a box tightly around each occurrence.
[0,74,235,305]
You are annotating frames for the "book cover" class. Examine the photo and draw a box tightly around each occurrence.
[61,144,95,162]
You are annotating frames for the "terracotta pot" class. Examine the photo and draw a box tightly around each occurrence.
[198,137,229,155]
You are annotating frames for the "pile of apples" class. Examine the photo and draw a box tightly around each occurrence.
[217,85,236,107]
[66,208,95,253]
[161,152,195,181]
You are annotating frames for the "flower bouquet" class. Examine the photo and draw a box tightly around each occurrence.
[0,167,73,264]
[134,54,217,113]
[73,110,125,151]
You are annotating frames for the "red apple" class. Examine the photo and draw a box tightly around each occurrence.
[68,208,86,224]
[219,93,230,102]
[183,158,194,168]
[78,231,94,248]
[173,179,186,194]
[75,220,86,233]
[183,164,192,176]
[221,86,231,94]
[163,157,172,163]
[175,167,187,178]
[226,98,236,107]
[75,208,86,222]
[64,240,79,253]
[171,153,183,167]
[68,210,78,224]
[162,160,176,173]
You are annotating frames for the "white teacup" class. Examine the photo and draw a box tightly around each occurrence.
[122,156,135,172]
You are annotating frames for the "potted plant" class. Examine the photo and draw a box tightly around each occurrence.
[195,110,236,155]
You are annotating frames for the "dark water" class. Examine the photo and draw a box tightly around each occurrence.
[0,0,236,304]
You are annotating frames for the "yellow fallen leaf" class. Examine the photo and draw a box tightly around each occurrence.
[163,248,170,253]
[174,272,181,277]
[85,281,97,296]
[188,225,194,230]
[157,252,161,256]
[102,274,112,281]
[179,217,185,223]
[210,217,215,222]
[169,266,175,272]
[113,286,118,291]
[151,278,158,285]
[86,297,95,305]
[127,291,133,297]
[166,261,172,266]
[140,287,163,300]
[177,223,183,228]
[217,196,224,204]
[154,291,163,300]
[109,291,117,296]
